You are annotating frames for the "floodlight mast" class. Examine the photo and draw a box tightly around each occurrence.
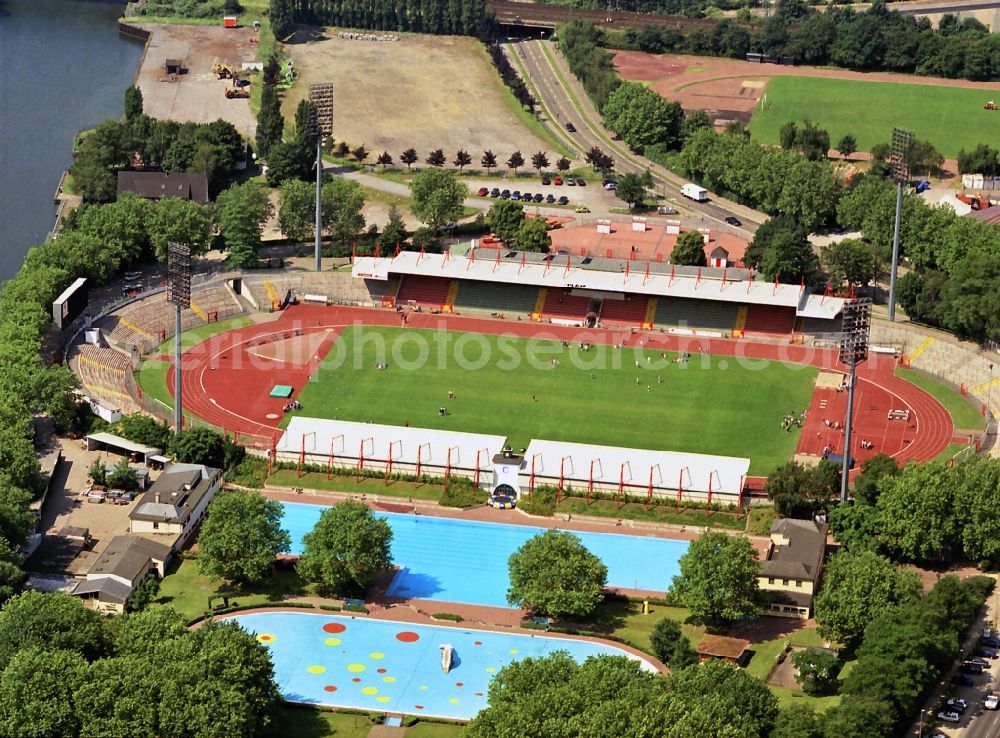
[838,298,872,503]
[167,243,192,434]
[887,127,912,322]
[309,84,335,272]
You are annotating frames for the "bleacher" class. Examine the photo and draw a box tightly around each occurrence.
[396,276,451,310]
[101,293,172,352]
[653,297,738,332]
[71,344,141,413]
[743,305,795,336]
[453,281,540,317]
[599,294,649,328]
[190,285,243,323]
[541,289,591,322]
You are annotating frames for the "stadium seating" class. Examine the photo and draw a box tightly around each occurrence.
[396,276,451,309]
[190,285,243,323]
[743,305,795,336]
[599,295,649,328]
[72,344,141,413]
[541,289,591,322]
[654,297,738,331]
[453,281,540,317]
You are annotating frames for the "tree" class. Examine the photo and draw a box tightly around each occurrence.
[667,659,779,737]
[507,530,608,618]
[516,217,552,253]
[819,699,894,738]
[408,167,468,231]
[453,149,472,172]
[584,146,613,172]
[351,144,368,164]
[813,549,920,649]
[853,453,899,506]
[296,500,393,594]
[0,647,86,738]
[277,178,315,242]
[821,238,880,289]
[0,591,109,670]
[376,150,393,169]
[875,462,960,563]
[602,81,685,153]
[107,457,139,492]
[321,176,366,246]
[480,149,497,175]
[256,83,284,160]
[957,143,1000,176]
[792,648,841,695]
[75,656,159,738]
[381,204,407,248]
[264,139,313,187]
[197,491,291,585]
[828,502,881,553]
[780,121,799,150]
[293,99,315,144]
[400,148,418,171]
[670,531,760,623]
[616,172,647,209]
[126,575,159,612]
[425,148,446,167]
[765,460,839,519]
[486,199,525,243]
[167,426,228,468]
[530,151,550,173]
[146,196,212,261]
[773,704,822,738]
[269,0,294,39]
[110,606,188,656]
[760,226,820,283]
[649,616,698,669]
[836,133,857,159]
[507,150,524,174]
[124,84,144,123]
[556,156,571,172]
[671,230,707,267]
[956,459,1000,565]
[215,179,273,268]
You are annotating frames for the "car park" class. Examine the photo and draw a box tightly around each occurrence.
[937,711,960,723]
[725,216,742,226]
[478,187,489,196]
[554,176,563,185]
[533,193,543,203]
[576,178,586,186]
[500,189,510,199]
[490,188,500,197]
[986,694,999,710]
[557,196,569,205]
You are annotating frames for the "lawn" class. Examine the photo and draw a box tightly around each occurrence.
[270,707,371,738]
[896,366,985,430]
[290,326,817,474]
[136,359,171,413]
[931,442,970,464]
[749,76,1000,159]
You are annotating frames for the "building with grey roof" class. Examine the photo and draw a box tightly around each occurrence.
[758,518,828,619]
[71,535,172,614]
[129,465,222,550]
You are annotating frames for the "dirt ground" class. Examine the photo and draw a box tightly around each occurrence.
[614,50,1000,125]
[281,29,551,165]
[134,24,259,138]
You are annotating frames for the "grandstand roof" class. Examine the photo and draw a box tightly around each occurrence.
[353,251,845,319]
[522,439,750,496]
[276,417,507,472]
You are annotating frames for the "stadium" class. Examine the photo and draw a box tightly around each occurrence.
[67,238,973,508]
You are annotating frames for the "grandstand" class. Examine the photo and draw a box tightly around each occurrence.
[69,344,141,414]
[353,249,846,337]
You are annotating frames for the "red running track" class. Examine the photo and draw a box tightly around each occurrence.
[165,305,954,468]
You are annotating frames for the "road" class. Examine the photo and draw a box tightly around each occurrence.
[891,0,1000,14]
[511,38,763,236]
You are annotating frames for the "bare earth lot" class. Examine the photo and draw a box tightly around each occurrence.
[282,30,550,163]
[135,24,258,137]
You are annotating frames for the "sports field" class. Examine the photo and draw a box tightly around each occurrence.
[290,326,818,474]
[748,76,1000,159]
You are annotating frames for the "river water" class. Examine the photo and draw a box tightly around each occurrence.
[0,0,142,283]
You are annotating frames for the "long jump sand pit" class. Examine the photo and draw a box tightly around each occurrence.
[282,30,551,162]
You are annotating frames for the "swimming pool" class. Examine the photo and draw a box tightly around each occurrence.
[230,611,656,720]
[281,502,688,608]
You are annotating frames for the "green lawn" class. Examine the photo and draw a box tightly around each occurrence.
[405,723,465,738]
[137,359,171,412]
[153,315,253,354]
[931,442,970,464]
[270,707,372,738]
[290,326,816,474]
[749,76,1000,159]
[896,366,985,430]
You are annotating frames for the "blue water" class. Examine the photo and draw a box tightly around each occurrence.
[230,611,655,720]
[281,502,688,608]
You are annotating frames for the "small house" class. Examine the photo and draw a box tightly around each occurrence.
[758,518,828,619]
[129,465,222,549]
[71,536,172,615]
[708,245,730,269]
[696,635,751,666]
[116,171,210,205]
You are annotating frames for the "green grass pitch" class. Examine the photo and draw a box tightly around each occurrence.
[748,76,1000,159]
[289,326,818,474]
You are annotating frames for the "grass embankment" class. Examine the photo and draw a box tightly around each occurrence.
[291,326,817,474]
[749,76,1000,159]
[896,366,984,430]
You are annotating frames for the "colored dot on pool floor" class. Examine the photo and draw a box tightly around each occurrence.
[419,685,428,691]
[377,668,387,674]
[383,676,396,684]
[473,641,482,646]
[361,687,378,696]
[509,649,519,655]
[369,652,385,660]
[475,692,484,697]
[323,686,337,693]
[456,682,464,687]
[347,664,366,673]
[322,622,347,634]
[376,696,391,703]
[307,665,327,674]
[352,678,362,683]
[414,705,424,710]
[449,698,459,704]
[256,634,275,643]
[396,631,420,643]
[485,667,496,673]
[324,638,341,646]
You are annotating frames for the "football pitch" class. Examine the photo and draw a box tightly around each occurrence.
[748,76,1000,159]
[290,326,818,474]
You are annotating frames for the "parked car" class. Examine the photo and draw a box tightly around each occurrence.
[957,673,975,686]
[541,176,551,185]
[969,657,990,668]
[565,122,576,133]
[724,216,742,226]
[603,181,617,191]
[982,636,1000,648]
[533,193,543,203]
[557,196,569,205]
[477,187,489,196]
[520,192,532,201]
[575,205,590,213]
[936,711,960,724]
[567,178,576,186]
[512,190,521,200]
[945,698,968,712]
[986,694,999,710]
[500,189,511,199]
[545,194,555,204]
[490,187,500,197]
[961,662,985,674]
[553,176,562,185]
[576,178,586,186]
[980,647,998,658]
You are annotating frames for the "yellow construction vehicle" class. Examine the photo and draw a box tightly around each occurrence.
[225,81,250,99]
[212,63,235,79]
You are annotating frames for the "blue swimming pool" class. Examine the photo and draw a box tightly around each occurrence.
[281,502,688,608]
[230,611,655,720]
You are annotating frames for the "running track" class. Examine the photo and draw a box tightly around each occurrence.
[165,305,953,472]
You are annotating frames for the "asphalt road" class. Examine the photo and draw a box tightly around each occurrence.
[512,39,762,235]
[893,0,1000,14]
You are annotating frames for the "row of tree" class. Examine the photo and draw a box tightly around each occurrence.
[560,21,623,110]
[487,43,537,113]
[958,143,1000,176]
[0,593,278,737]
[269,0,494,39]
[614,1,1000,81]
